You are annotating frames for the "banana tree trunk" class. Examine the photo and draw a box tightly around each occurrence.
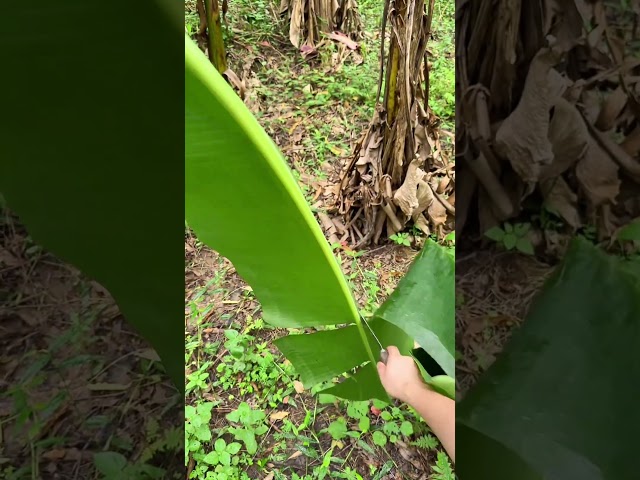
[280,0,362,49]
[336,0,451,247]
[197,0,228,72]
[456,0,638,243]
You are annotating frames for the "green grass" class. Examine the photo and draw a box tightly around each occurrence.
[430,0,455,128]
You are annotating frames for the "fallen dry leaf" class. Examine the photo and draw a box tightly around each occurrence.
[42,449,67,461]
[595,86,628,131]
[326,31,358,50]
[427,194,448,227]
[287,451,303,461]
[269,411,290,422]
[293,381,304,394]
[393,159,426,217]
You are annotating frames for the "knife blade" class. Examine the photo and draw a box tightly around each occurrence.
[360,315,388,364]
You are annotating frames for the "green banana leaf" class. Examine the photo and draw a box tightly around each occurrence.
[0,1,184,389]
[184,36,454,401]
[617,218,640,242]
[457,237,640,479]
[374,244,455,377]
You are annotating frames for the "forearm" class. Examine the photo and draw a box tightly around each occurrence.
[406,383,455,463]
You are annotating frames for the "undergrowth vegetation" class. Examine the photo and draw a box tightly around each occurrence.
[185,261,453,479]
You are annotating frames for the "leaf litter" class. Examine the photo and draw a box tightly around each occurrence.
[0,209,181,478]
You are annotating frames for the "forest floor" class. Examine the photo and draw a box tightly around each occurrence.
[184,0,459,479]
[0,210,183,480]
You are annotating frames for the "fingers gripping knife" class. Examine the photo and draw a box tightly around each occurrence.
[360,315,388,364]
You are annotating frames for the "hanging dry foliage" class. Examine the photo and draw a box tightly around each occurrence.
[329,0,452,248]
[279,0,363,53]
[456,0,640,249]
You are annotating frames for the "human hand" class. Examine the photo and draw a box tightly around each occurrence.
[376,346,428,404]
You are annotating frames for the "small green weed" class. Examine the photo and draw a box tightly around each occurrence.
[186,402,251,480]
[93,451,167,480]
[430,451,455,480]
[485,222,534,255]
[411,433,439,449]
[532,207,565,231]
[318,396,422,454]
[186,361,213,395]
[389,232,411,246]
[214,328,295,406]
[340,249,383,316]
[225,402,269,455]
[90,413,181,479]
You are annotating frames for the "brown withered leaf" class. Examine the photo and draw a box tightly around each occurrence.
[576,136,620,206]
[437,176,451,194]
[287,451,303,461]
[595,86,628,131]
[413,213,431,235]
[269,411,290,422]
[541,177,581,229]
[584,114,640,183]
[223,69,245,99]
[42,449,67,461]
[544,0,583,49]
[393,159,426,218]
[427,194,448,228]
[414,124,432,163]
[288,0,303,48]
[621,125,640,157]
[415,179,434,214]
[326,31,358,50]
[495,46,567,184]
[541,98,589,180]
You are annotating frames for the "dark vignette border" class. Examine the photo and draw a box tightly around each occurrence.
[0,1,184,478]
